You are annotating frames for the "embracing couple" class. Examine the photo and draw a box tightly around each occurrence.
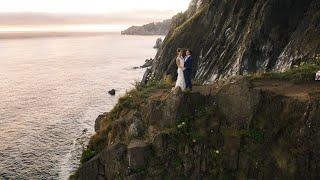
[174,48,193,91]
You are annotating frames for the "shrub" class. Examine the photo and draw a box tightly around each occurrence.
[87,126,111,152]
[80,148,96,164]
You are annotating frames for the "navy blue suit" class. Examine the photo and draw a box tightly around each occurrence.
[184,56,192,90]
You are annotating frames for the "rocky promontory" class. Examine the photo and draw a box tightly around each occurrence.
[121,19,171,36]
[73,64,320,179]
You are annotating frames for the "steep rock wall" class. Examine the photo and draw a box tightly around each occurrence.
[151,0,320,83]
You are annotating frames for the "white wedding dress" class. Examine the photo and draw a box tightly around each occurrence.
[175,57,186,90]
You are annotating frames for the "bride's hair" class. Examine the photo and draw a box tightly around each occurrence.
[176,48,182,56]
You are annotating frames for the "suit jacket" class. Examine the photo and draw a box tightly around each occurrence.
[184,56,192,70]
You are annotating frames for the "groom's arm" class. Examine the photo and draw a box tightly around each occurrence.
[186,57,192,69]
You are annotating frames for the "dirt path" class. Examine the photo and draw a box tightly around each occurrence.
[252,79,320,101]
[150,79,319,102]
[192,79,319,101]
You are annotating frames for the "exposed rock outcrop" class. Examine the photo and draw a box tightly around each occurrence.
[76,77,320,179]
[150,0,320,83]
[108,89,116,96]
[140,59,154,68]
[153,38,163,49]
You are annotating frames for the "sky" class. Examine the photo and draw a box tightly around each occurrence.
[0,0,191,32]
[0,0,190,14]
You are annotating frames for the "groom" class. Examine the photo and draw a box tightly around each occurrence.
[184,49,193,91]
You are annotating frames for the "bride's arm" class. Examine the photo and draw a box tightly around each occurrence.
[176,57,184,68]
[180,58,185,68]
[176,58,180,68]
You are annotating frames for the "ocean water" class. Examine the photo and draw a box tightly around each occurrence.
[0,34,159,179]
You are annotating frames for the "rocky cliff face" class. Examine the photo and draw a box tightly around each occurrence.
[150,0,320,83]
[76,77,320,179]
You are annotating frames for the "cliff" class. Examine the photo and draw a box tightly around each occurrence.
[73,63,320,179]
[150,0,320,83]
[72,0,320,179]
[121,19,171,35]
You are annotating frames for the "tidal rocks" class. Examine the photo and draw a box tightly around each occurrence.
[133,58,154,69]
[153,38,163,49]
[140,58,154,68]
[108,89,116,96]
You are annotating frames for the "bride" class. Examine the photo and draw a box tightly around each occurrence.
[174,49,186,90]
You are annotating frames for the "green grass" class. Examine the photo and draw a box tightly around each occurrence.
[80,148,96,164]
[135,78,172,90]
[107,79,171,122]
[252,64,320,83]
[80,79,172,165]
[107,89,149,121]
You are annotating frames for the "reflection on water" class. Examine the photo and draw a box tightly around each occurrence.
[0,34,158,179]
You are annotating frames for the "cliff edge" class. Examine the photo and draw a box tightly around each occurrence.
[73,65,320,179]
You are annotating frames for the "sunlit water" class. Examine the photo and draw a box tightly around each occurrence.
[0,34,158,179]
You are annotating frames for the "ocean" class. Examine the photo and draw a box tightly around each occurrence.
[0,33,159,179]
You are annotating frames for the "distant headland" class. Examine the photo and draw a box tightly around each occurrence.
[121,19,171,36]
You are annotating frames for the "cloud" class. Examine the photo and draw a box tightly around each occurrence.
[0,11,176,26]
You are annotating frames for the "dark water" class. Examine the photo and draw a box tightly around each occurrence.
[0,34,159,179]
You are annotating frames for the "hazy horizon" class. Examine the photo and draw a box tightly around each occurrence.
[0,0,190,32]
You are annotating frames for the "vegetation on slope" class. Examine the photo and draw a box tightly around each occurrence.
[252,56,320,83]
[83,79,172,161]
